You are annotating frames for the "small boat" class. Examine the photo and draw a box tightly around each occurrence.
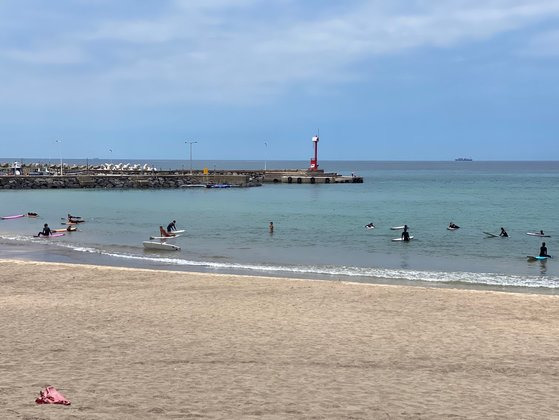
[1,214,25,220]
[143,241,181,251]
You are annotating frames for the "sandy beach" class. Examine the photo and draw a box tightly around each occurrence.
[1,259,558,419]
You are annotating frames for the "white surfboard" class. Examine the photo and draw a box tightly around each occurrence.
[390,225,408,230]
[143,241,181,251]
[526,232,550,237]
[149,234,181,240]
[392,236,414,241]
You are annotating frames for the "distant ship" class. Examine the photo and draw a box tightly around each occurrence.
[454,158,473,161]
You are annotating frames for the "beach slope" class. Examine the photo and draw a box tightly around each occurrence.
[1,259,558,418]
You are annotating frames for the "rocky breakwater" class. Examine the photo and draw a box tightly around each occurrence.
[0,174,258,189]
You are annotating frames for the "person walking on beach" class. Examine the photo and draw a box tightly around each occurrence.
[499,227,509,237]
[37,223,51,237]
[540,242,551,258]
[269,221,274,233]
[167,220,177,233]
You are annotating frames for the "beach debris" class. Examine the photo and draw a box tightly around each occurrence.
[35,386,71,405]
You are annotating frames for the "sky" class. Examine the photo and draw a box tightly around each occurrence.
[0,0,558,161]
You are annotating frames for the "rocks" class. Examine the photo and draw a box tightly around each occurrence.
[0,174,257,189]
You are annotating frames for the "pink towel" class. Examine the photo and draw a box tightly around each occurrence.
[35,386,71,405]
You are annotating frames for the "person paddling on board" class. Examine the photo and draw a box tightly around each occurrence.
[365,222,375,228]
[449,222,459,229]
[167,220,177,233]
[401,225,410,242]
[540,242,551,258]
[37,223,51,237]
[499,227,508,237]
[540,230,545,236]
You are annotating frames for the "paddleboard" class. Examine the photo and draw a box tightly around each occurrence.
[34,233,65,238]
[1,214,25,220]
[392,236,414,242]
[390,225,408,230]
[143,241,180,251]
[526,232,551,237]
[527,255,550,261]
[149,234,181,240]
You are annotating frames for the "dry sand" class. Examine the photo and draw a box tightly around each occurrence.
[1,259,558,419]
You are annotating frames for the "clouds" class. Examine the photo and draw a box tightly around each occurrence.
[0,0,558,106]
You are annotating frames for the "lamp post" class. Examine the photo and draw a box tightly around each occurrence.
[264,141,268,172]
[55,139,63,176]
[185,140,198,175]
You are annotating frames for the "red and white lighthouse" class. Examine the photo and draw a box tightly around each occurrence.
[309,134,319,171]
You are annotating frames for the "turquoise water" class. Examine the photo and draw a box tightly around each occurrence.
[1,161,558,290]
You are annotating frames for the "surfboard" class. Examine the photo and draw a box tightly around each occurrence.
[365,225,375,230]
[143,241,181,251]
[447,227,459,231]
[34,233,65,238]
[53,228,77,233]
[483,232,498,238]
[390,225,408,230]
[149,234,181,240]
[392,236,414,242]
[172,229,186,234]
[526,232,551,237]
[527,255,550,261]
[1,214,25,220]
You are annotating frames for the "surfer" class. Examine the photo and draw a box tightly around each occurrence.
[160,226,174,237]
[37,223,51,237]
[540,230,545,236]
[365,222,375,229]
[27,212,38,217]
[401,225,410,242]
[499,227,508,237]
[539,242,551,258]
[269,221,274,233]
[449,222,459,229]
[167,220,177,233]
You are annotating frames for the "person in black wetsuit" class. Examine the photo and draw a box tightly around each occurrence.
[540,242,551,258]
[37,223,51,237]
[499,227,508,237]
[401,225,410,242]
[167,220,177,233]
[449,222,460,229]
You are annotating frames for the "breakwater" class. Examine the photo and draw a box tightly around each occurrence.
[0,173,257,189]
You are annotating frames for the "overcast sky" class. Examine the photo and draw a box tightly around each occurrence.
[0,0,558,160]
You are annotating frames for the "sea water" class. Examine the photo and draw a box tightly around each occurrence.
[1,160,558,291]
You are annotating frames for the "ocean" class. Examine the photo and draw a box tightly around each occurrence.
[1,160,558,292]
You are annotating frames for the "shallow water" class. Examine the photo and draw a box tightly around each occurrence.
[1,160,558,290]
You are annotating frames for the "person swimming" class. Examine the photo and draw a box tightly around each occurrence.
[499,227,508,237]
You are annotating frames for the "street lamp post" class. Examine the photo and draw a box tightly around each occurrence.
[264,141,268,172]
[185,140,198,175]
[55,139,63,176]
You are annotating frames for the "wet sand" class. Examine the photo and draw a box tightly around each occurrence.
[1,259,558,419]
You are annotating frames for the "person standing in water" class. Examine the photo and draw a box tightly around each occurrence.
[269,221,274,233]
[539,242,551,258]
[499,227,509,237]
[401,224,410,242]
[167,220,177,233]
